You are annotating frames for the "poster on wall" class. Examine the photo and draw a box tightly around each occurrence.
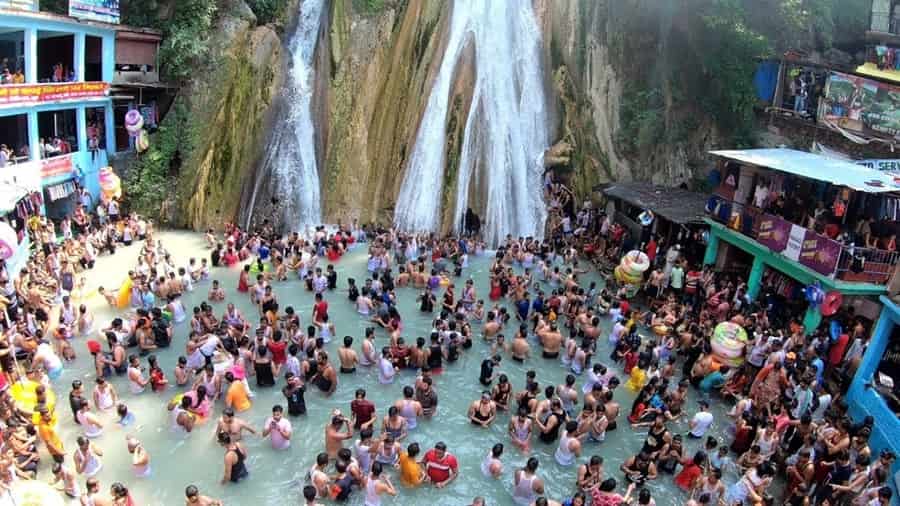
[69,0,120,24]
[798,230,841,276]
[784,225,805,262]
[819,71,900,141]
[0,0,38,11]
[756,214,791,252]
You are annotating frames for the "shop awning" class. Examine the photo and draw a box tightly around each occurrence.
[709,148,900,193]
[602,182,709,224]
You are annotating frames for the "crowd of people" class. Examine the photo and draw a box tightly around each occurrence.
[0,171,893,506]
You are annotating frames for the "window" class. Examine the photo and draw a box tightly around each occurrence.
[86,107,106,151]
[0,114,30,163]
[85,35,102,81]
[37,109,77,159]
[37,31,74,82]
[0,30,25,85]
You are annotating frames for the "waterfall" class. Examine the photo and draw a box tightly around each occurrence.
[394,0,550,245]
[245,0,324,231]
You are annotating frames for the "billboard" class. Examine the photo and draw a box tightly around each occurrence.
[69,0,120,24]
[0,0,38,11]
[820,71,900,141]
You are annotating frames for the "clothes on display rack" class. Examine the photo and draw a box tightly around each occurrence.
[46,181,76,202]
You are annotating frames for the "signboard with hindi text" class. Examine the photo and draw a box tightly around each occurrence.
[0,82,109,108]
[70,0,120,24]
[12,155,76,182]
[0,0,38,11]
[798,230,841,277]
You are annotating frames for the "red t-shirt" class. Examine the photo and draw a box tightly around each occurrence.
[423,449,458,483]
[350,399,375,429]
[268,340,287,365]
[675,462,702,491]
[829,334,849,366]
[313,301,329,321]
[619,300,630,315]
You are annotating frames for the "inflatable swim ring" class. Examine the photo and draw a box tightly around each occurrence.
[117,278,132,309]
[638,210,655,227]
[439,276,450,287]
[614,266,642,285]
[619,250,650,277]
[11,381,57,418]
[248,262,272,275]
[162,310,173,323]
[652,325,670,336]
[136,129,149,152]
[10,480,65,506]
[710,322,748,367]
[821,291,842,317]
[124,110,144,135]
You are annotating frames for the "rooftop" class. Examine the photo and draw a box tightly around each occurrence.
[602,182,709,225]
[0,8,162,36]
[709,148,900,193]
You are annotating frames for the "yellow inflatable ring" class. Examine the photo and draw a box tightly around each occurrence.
[170,393,208,424]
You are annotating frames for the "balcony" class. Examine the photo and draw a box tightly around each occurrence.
[706,196,899,287]
[868,10,900,43]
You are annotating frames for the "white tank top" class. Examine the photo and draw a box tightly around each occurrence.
[364,477,380,506]
[513,471,537,505]
[77,411,103,438]
[128,367,145,394]
[555,431,576,466]
[481,452,500,477]
[95,387,114,411]
[355,441,372,472]
[399,400,417,430]
[76,447,102,477]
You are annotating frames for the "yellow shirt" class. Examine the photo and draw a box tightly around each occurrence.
[226,382,251,412]
[37,421,64,456]
[399,451,422,487]
[625,367,647,392]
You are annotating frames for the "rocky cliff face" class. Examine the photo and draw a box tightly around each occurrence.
[175,0,736,230]
[177,0,296,230]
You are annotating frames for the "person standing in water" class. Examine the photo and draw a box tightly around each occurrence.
[219,432,249,484]
[184,485,223,505]
[365,461,397,506]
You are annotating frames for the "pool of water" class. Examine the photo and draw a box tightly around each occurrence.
[50,230,740,506]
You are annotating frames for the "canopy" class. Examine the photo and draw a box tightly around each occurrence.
[709,148,900,193]
[603,182,709,224]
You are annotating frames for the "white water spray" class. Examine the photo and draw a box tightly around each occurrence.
[394,0,550,245]
[246,0,324,231]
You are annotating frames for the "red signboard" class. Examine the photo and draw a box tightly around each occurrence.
[0,82,109,107]
[39,155,75,179]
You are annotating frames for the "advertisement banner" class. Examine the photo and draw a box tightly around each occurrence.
[39,155,75,180]
[799,230,842,276]
[0,0,38,11]
[15,155,76,181]
[854,159,900,173]
[820,71,900,141]
[70,0,120,24]
[785,225,805,262]
[756,214,791,252]
[0,82,109,108]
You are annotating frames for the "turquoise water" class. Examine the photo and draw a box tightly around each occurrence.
[50,231,738,505]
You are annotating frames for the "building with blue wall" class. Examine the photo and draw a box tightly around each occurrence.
[848,295,900,502]
[0,7,117,217]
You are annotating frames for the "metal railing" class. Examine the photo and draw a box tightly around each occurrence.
[836,245,900,284]
[707,194,899,285]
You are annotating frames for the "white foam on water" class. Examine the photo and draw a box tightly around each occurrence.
[246,0,325,231]
[394,0,550,246]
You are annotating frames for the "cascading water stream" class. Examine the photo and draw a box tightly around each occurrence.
[245,0,324,232]
[394,0,550,245]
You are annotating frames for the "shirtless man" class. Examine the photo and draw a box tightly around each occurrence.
[184,484,223,505]
[511,332,531,363]
[483,312,501,341]
[216,408,257,443]
[537,322,563,359]
[325,411,354,460]
[337,336,359,374]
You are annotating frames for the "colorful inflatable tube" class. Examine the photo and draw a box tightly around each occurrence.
[710,321,748,367]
